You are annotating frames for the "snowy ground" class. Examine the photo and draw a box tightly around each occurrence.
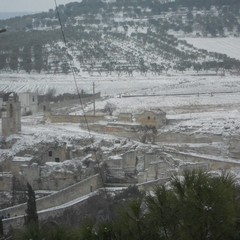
[0,71,240,152]
[0,71,240,96]
[183,37,240,60]
[0,114,119,159]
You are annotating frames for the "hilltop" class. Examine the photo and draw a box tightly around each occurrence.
[0,0,239,75]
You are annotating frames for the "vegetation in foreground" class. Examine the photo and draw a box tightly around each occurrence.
[9,171,240,240]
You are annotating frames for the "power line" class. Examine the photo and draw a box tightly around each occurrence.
[53,0,113,219]
[54,0,96,142]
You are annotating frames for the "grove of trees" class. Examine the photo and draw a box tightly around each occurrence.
[0,0,239,74]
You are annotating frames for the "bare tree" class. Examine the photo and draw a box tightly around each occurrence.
[104,102,116,116]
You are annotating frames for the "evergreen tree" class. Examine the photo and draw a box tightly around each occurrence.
[9,47,19,72]
[61,62,70,74]
[145,171,240,240]
[0,53,7,70]
[0,217,3,236]
[25,183,38,226]
[21,46,32,73]
[33,44,43,73]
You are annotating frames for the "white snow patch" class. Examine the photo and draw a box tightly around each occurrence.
[182,37,240,60]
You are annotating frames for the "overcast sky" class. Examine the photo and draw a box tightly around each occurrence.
[1,0,81,12]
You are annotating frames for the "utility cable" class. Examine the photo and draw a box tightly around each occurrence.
[54,0,113,220]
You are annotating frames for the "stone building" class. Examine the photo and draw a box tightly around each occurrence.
[106,150,137,182]
[18,92,38,115]
[11,156,33,175]
[1,92,21,137]
[228,136,240,159]
[178,162,210,175]
[138,151,176,182]
[0,173,13,191]
[41,142,70,164]
[136,109,166,129]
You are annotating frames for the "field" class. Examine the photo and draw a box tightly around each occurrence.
[0,70,239,137]
[1,71,240,96]
[183,37,240,60]
[0,61,240,143]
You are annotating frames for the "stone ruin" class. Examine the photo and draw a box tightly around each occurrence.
[1,92,21,137]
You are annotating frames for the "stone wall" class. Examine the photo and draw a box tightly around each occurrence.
[106,150,137,171]
[11,156,32,175]
[0,158,11,172]
[2,191,99,233]
[106,156,123,169]
[228,136,240,159]
[122,151,136,172]
[118,113,132,122]
[144,152,159,169]
[137,172,147,183]
[39,92,101,112]
[147,161,173,180]
[167,150,240,170]
[156,132,223,144]
[20,164,40,189]
[3,186,124,234]
[178,162,210,174]
[49,114,104,124]
[141,150,176,182]
[168,143,227,158]
[0,173,13,191]
[48,92,101,110]
[0,174,103,219]
[137,177,171,191]
[1,94,21,137]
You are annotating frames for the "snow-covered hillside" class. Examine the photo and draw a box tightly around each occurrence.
[1,0,239,75]
[183,37,240,60]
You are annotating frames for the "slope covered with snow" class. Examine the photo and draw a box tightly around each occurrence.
[183,37,240,60]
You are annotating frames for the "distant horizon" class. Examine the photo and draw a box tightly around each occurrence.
[1,0,81,13]
[0,11,36,20]
[0,11,36,13]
